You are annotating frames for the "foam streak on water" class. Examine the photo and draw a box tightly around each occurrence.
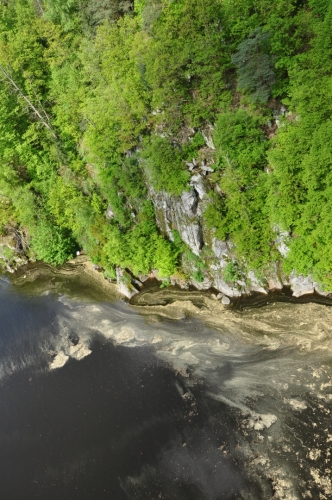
[1,268,332,499]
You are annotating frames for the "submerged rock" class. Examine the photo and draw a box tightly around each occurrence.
[68,341,91,361]
[221,295,230,305]
[49,351,69,370]
[246,412,277,431]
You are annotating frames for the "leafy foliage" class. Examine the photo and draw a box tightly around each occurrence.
[205,109,275,269]
[142,136,189,195]
[30,222,76,265]
[266,2,332,286]
[223,261,241,285]
[232,28,276,104]
[0,0,332,287]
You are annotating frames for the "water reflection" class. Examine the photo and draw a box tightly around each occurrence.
[0,265,331,499]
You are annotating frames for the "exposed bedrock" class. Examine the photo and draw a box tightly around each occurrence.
[147,184,332,300]
[150,187,203,256]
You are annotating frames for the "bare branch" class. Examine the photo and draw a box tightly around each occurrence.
[0,65,56,138]
[34,0,45,16]
[27,76,53,125]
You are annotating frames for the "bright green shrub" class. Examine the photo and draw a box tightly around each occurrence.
[142,136,190,195]
[31,223,76,265]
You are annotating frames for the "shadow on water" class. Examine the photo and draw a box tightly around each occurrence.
[0,274,266,500]
[0,338,261,500]
[231,286,332,311]
[2,266,332,499]
[7,260,119,303]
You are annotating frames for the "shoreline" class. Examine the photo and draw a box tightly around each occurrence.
[4,256,332,499]
[7,255,332,320]
[6,255,332,354]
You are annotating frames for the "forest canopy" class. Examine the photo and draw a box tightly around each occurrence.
[0,0,332,289]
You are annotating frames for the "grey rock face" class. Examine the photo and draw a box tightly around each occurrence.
[267,275,283,291]
[185,162,195,171]
[191,276,213,290]
[289,273,315,297]
[314,286,330,297]
[151,190,174,241]
[201,165,214,173]
[149,186,332,299]
[247,271,268,294]
[190,174,206,200]
[273,225,290,258]
[289,273,331,298]
[151,188,203,256]
[175,218,203,256]
[212,238,229,266]
[274,105,287,128]
[106,206,115,219]
[210,269,242,297]
[116,268,139,299]
[181,190,198,218]
[201,125,215,150]
[206,239,244,297]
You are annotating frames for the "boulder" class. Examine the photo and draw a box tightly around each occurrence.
[289,273,314,297]
[211,272,242,297]
[221,295,231,305]
[191,276,213,290]
[190,174,206,200]
[116,268,139,299]
[117,282,139,299]
[247,270,268,294]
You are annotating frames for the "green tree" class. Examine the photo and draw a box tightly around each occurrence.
[30,222,76,265]
[232,28,276,104]
[141,135,189,195]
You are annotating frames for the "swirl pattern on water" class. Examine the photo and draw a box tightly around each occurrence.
[1,264,332,499]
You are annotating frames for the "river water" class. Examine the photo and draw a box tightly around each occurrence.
[1,263,332,499]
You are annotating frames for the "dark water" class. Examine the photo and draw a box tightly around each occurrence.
[0,277,255,500]
[1,270,332,500]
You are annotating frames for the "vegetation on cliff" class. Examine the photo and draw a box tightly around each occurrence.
[0,0,331,288]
